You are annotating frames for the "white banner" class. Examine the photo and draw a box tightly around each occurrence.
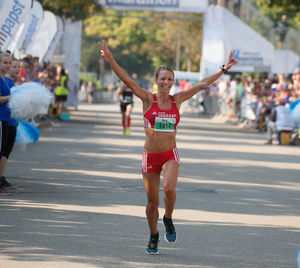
[0,0,32,51]
[62,19,82,66]
[16,0,43,55]
[104,0,179,7]
[62,19,82,107]
[27,10,57,62]
[98,0,207,12]
[43,16,64,62]
[6,16,26,54]
[8,0,43,58]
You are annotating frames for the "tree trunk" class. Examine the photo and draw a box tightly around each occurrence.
[99,57,104,85]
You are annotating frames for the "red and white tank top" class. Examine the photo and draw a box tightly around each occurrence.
[144,94,180,132]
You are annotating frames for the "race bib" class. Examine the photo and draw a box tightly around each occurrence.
[124,96,132,103]
[154,117,176,132]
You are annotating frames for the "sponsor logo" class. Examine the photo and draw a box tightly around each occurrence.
[20,14,40,52]
[158,112,176,118]
[0,0,26,48]
[106,0,179,8]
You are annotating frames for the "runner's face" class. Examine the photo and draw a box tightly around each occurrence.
[0,56,12,75]
[155,70,174,93]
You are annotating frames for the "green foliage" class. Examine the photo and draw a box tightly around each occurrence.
[82,10,203,77]
[81,34,100,74]
[257,0,300,14]
[84,11,154,75]
[79,73,104,91]
[37,0,103,21]
[256,0,300,30]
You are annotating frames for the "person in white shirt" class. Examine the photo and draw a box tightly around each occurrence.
[265,99,294,144]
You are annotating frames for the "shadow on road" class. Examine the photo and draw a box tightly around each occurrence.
[1,119,299,267]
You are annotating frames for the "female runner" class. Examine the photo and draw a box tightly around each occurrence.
[98,40,238,254]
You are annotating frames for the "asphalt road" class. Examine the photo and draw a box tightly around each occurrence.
[1,102,300,268]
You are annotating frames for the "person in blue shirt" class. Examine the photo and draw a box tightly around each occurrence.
[0,56,20,190]
[0,51,12,195]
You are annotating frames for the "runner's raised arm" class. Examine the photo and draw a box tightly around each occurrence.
[98,40,149,101]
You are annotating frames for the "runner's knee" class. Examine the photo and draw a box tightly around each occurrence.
[147,199,159,211]
[162,183,176,196]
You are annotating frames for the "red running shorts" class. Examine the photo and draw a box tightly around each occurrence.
[142,147,180,173]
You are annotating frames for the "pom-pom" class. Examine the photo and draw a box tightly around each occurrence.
[8,82,53,121]
[15,121,40,145]
[290,99,300,111]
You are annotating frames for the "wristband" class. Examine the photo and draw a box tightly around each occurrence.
[220,65,228,74]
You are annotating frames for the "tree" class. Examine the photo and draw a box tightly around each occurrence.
[256,0,300,30]
[37,0,103,21]
[82,11,204,77]
[137,13,203,72]
[257,0,300,14]
[83,10,154,77]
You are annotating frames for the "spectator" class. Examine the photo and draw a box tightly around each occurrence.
[19,56,33,82]
[80,82,87,92]
[216,78,227,116]
[179,79,185,92]
[235,76,244,118]
[228,76,238,116]
[0,57,20,191]
[86,81,94,104]
[183,79,192,91]
[233,0,241,17]
[223,80,234,116]
[276,14,289,50]
[54,68,68,113]
[265,99,294,144]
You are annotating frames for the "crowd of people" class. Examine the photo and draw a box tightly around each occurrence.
[79,66,300,146]
[2,47,299,198]
[204,68,300,143]
[0,51,69,196]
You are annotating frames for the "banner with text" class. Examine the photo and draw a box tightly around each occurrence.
[27,10,57,62]
[9,0,43,58]
[105,0,179,7]
[16,0,43,56]
[98,0,207,12]
[0,0,32,51]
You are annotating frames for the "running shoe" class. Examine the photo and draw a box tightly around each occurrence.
[146,233,159,255]
[0,176,16,188]
[122,130,126,136]
[0,186,10,196]
[163,215,176,242]
[126,128,131,135]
